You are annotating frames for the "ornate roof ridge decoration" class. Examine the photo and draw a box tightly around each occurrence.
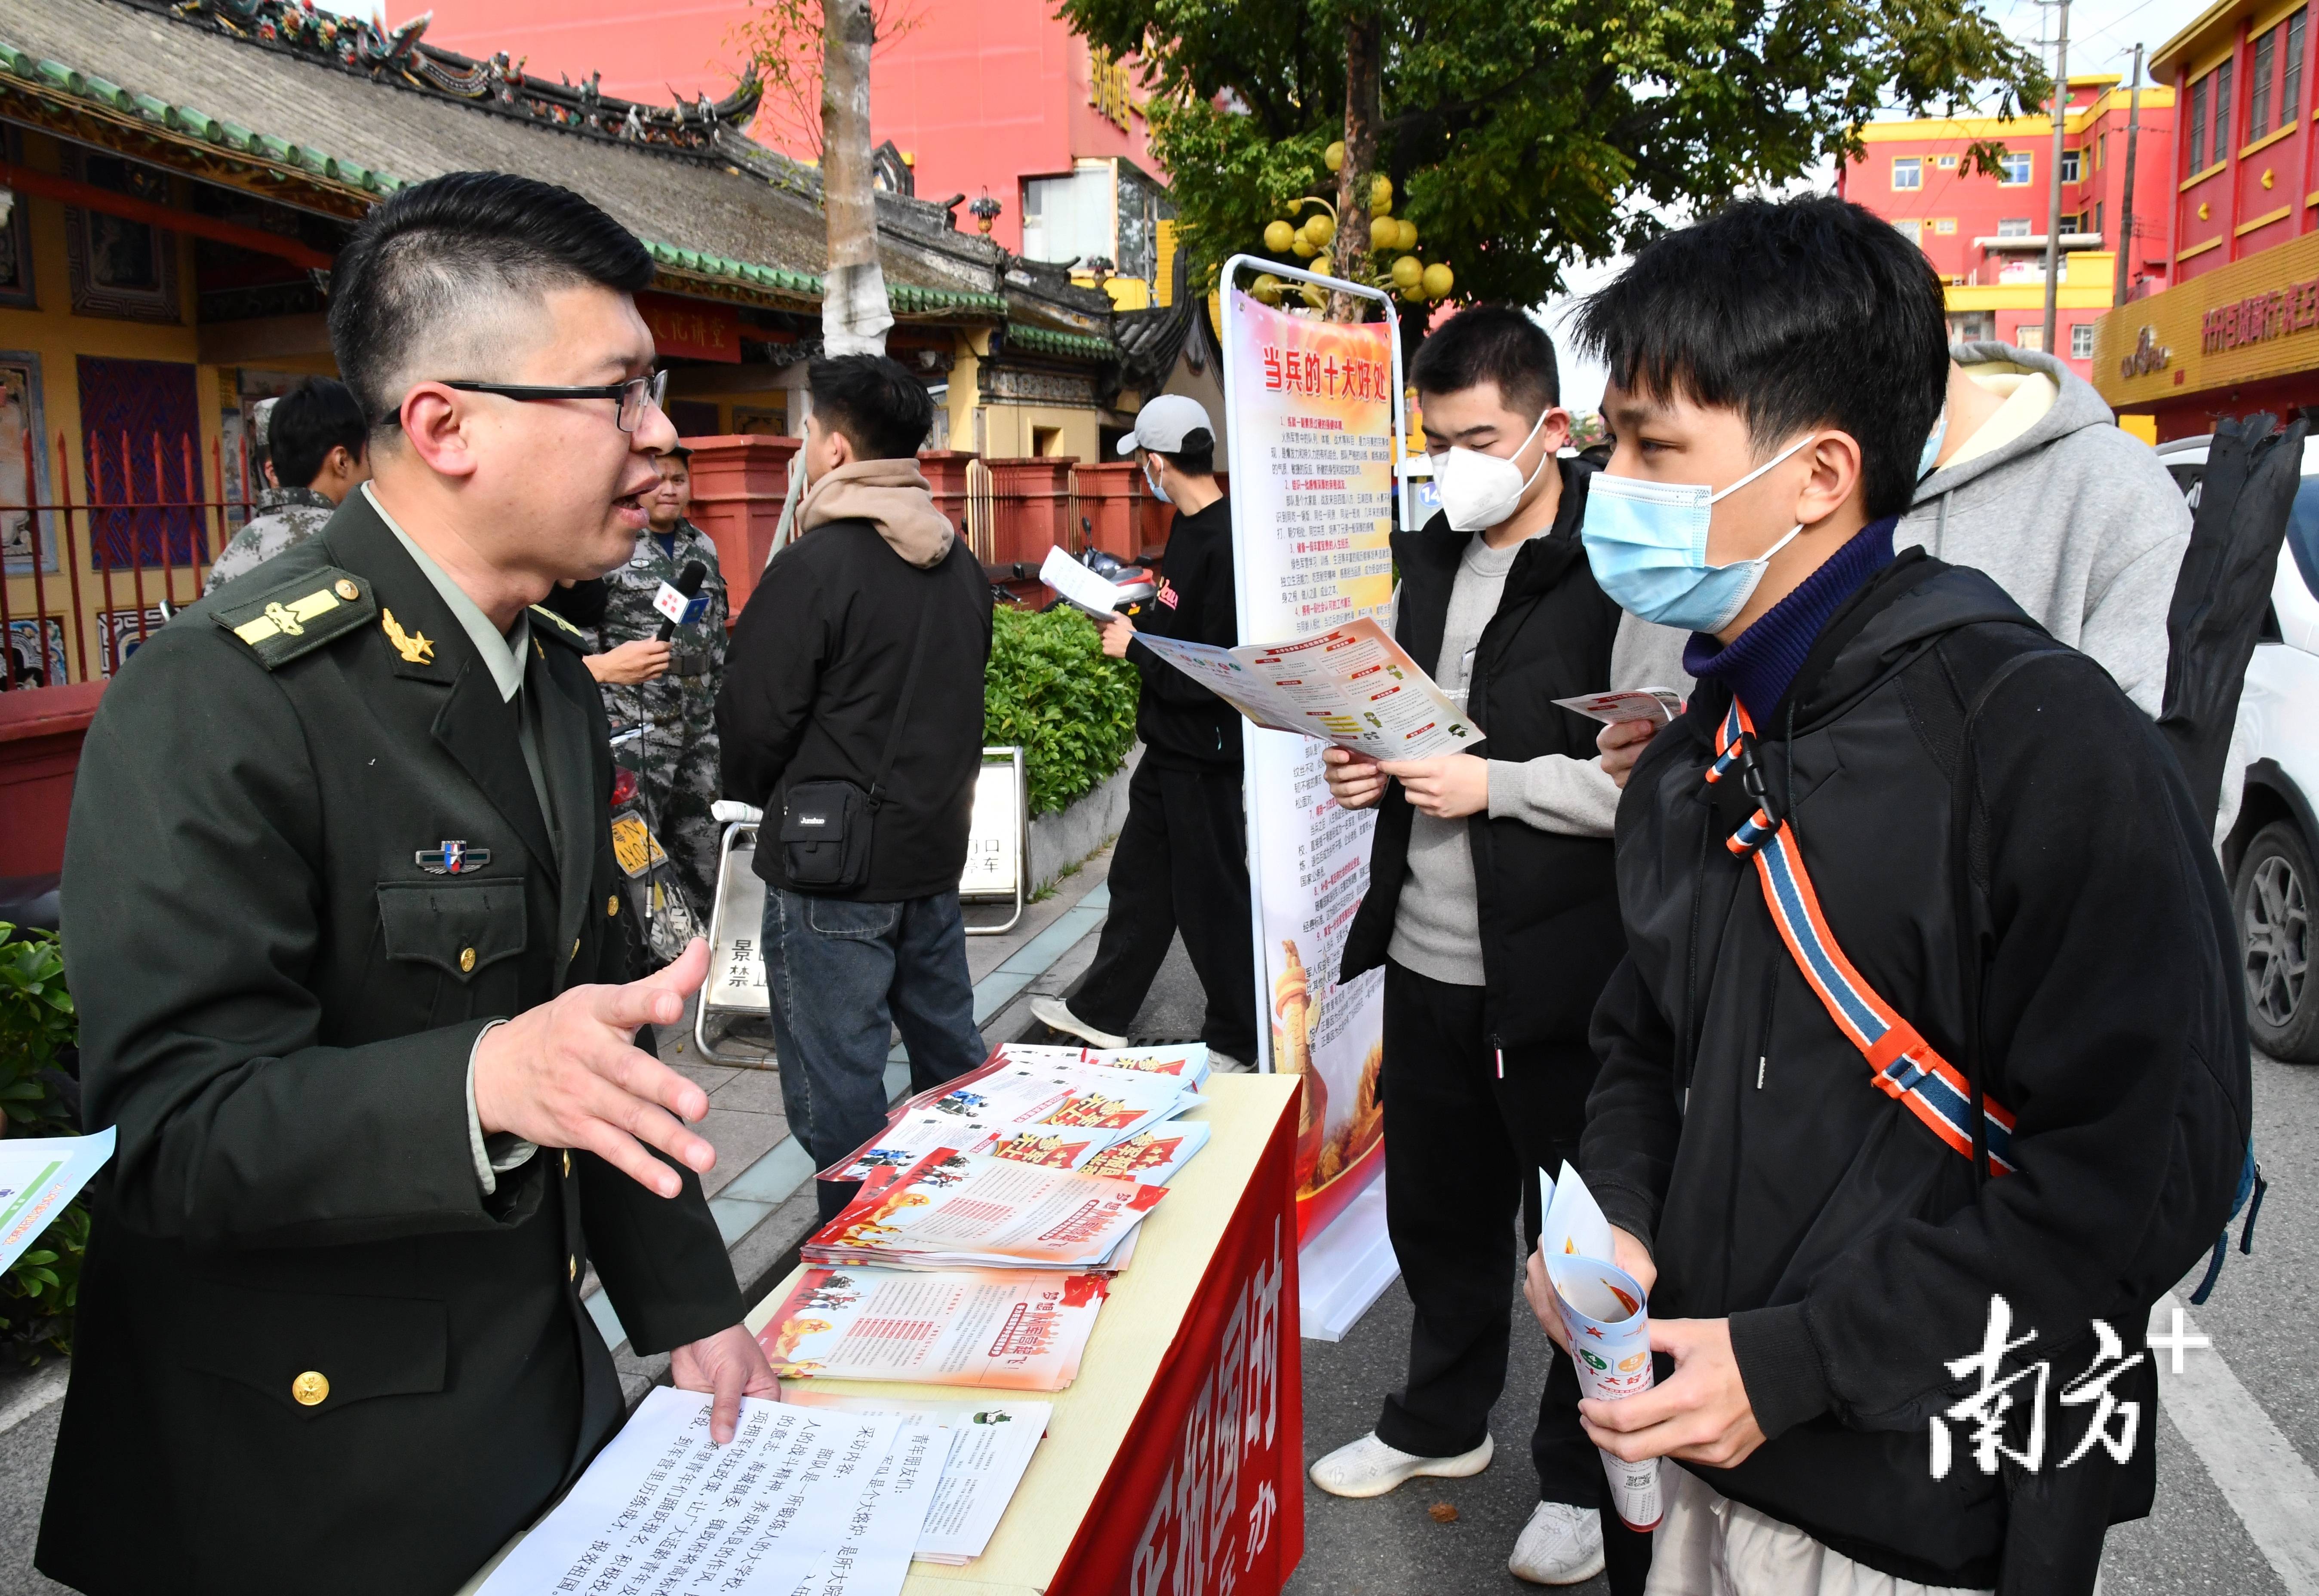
[136,0,760,158]
[1006,324,1120,363]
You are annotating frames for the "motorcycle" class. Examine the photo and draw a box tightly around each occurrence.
[606,727,699,967]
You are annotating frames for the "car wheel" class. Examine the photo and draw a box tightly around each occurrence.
[2235,820,2319,1062]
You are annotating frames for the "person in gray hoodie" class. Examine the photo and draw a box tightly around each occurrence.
[1901,340,2188,716]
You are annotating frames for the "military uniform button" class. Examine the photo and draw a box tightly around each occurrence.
[571,936,581,960]
[334,579,359,601]
[458,946,476,973]
[562,1150,572,1178]
[607,894,619,918]
[568,1255,578,1281]
[292,1370,329,1406]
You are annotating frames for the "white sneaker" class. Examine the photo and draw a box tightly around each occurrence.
[1027,995,1129,1049]
[1508,1501,1606,1585]
[1308,1431,1494,1499]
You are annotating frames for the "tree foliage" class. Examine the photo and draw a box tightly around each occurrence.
[1062,0,2050,308]
[728,0,924,158]
[983,607,1141,818]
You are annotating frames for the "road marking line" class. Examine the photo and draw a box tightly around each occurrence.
[2150,1292,2319,1593]
[0,1362,68,1437]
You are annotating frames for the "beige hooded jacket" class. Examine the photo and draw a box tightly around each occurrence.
[795,457,954,568]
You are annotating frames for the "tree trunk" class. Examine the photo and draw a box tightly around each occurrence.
[821,0,890,356]
[1329,9,1380,323]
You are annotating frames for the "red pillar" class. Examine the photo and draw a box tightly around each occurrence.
[684,433,798,620]
[1073,461,1144,561]
[918,450,975,555]
[984,457,1073,567]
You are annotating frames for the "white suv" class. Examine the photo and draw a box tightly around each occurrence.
[2159,433,2319,1062]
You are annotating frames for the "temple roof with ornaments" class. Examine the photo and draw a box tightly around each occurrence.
[0,0,1120,354]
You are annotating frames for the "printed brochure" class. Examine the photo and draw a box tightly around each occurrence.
[756,1267,1105,1391]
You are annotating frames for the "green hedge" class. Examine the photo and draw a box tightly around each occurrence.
[0,925,84,1364]
[983,606,1140,817]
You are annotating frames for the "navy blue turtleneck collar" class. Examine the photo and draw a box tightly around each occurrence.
[1682,517,1897,721]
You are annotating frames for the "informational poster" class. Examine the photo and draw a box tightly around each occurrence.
[1221,279,1399,1238]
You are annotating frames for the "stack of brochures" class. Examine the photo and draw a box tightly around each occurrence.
[804,1147,1167,1274]
[756,1266,1107,1391]
[821,1043,1213,1186]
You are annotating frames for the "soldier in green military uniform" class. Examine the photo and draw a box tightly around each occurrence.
[203,376,373,595]
[592,444,727,914]
[38,173,774,1596]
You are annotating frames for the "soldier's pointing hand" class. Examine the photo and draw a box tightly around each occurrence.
[472,938,717,1197]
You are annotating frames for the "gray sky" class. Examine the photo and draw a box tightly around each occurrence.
[1546,0,2211,414]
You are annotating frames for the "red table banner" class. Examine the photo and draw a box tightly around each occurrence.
[1047,1085,1305,1594]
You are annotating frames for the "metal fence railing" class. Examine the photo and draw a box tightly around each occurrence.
[3,429,258,691]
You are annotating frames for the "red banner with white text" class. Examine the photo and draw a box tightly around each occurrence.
[1046,1087,1305,1595]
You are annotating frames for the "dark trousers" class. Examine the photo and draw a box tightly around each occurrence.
[761,886,987,1221]
[1069,757,1258,1060]
[1377,959,1653,1593]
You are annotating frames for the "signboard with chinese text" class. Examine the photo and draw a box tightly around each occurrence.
[637,292,741,364]
[1221,276,1399,1239]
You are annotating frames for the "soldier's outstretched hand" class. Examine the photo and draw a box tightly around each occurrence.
[472,938,717,1198]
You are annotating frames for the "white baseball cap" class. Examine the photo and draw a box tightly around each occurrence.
[1117,393,1214,456]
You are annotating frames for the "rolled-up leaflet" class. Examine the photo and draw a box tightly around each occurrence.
[1539,1163,1664,1532]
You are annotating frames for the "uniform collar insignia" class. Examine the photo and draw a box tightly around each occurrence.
[381,608,435,665]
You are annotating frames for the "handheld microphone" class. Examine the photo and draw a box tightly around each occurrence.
[653,561,709,640]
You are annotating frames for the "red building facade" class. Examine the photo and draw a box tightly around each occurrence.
[1841,75,2177,384]
[2094,0,2319,436]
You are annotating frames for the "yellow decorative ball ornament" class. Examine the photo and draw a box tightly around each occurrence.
[1390,255,1423,290]
[1312,252,1332,278]
[1252,273,1284,305]
[1292,231,1318,258]
[1370,174,1394,214]
[1299,282,1327,309]
[1264,219,1295,253]
[1401,285,1426,303]
[1422,261,1454,299]
[1304,212,1336,248]
[1396,218,1418,252]
[1369,215,1398,251]
[1325,140,1346,172]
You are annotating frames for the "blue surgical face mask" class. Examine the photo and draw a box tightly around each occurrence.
[1918,408,1948,479]
[1579,434,1817,634]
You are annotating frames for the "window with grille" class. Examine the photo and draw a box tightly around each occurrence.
[2000,151,2032,185]
[2071,324,2095,359]
[2061,148,2082,182]
[1998,217,2033,237]
[2192,74,2210,169]
[2288,14,2307,129]
[2254,26,2276,141]
[1893,157,1922,190]
[2215,59,2234,167]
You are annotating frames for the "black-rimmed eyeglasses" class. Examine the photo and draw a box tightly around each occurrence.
[379,370,670,432]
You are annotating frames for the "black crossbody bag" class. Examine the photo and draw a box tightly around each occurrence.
[778,606,933,893]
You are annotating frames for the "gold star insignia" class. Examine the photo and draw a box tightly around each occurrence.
[381,608,434,665]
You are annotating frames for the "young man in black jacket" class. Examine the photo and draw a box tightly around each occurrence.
[1030,395,1258,1066]
[717,356,993,1219]
[1551,196,2249,1594]
[1311,308,1690,1589]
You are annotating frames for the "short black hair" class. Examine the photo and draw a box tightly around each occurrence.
[328,171,655,436]
[808,354,933,460]
[1409,306,1559,415]
[1152,427,1215,477]
[268,377,368,489]
[1572,195,1948,521]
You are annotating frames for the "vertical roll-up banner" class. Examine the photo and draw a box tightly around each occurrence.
[1219,258,1403,1240]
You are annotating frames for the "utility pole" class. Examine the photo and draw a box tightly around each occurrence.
[2115,42,2144,309]
[2042,0,2071,356]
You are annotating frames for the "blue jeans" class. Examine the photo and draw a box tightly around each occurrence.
[762,886,987,1219]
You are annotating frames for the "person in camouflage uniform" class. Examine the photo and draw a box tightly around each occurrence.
[594,445,727,914]
[206,378,372,595]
